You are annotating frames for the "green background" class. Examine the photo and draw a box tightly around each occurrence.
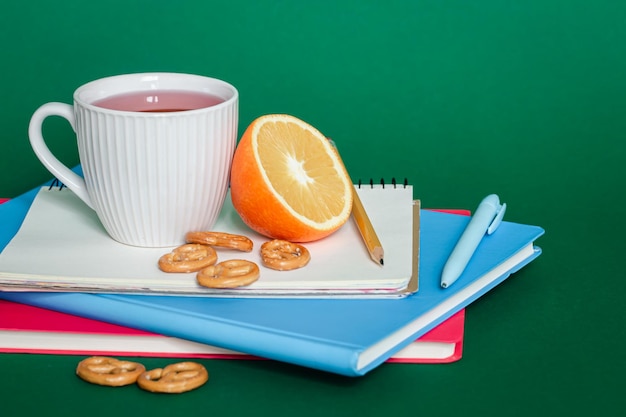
[1,1,624,416]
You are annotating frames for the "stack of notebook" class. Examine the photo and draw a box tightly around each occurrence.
[0,177,544,376]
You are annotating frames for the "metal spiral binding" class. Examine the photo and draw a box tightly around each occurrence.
[48,178,66,191]
[356,178,408,189]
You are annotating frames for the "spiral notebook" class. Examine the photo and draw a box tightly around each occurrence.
[0,179,416,297]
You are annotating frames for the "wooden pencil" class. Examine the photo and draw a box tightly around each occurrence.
[328,137,384,266]
[350,185,384,265]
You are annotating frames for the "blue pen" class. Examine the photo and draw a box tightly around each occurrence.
[440,194,507,288]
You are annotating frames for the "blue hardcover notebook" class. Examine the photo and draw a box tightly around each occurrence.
[0,184,544,376]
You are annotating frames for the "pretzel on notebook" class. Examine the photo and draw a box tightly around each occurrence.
[186,231,253,252]
[196,259,260,288]
[158,244,218,273]
[260,239,310,271]
[137,362,208,393]
[76,356,146,387]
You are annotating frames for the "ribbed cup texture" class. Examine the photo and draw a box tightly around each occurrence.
[74,101,238,247]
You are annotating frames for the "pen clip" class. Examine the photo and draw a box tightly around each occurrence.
[486,201,506,235]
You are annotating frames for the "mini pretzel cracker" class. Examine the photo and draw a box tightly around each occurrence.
[186,231,254,252]
[76,356,146,387]
[197,259,260,288]
[137,362,208,394]
[158,244,218,273]
[260,239,311,271]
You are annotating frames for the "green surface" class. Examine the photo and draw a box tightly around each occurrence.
[1,1,625,416]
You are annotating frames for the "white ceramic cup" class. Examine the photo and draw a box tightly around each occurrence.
[28,72,238,247]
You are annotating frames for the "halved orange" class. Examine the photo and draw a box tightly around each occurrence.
[230,114,353,242]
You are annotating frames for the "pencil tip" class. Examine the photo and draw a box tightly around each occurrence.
[380,258,384,266]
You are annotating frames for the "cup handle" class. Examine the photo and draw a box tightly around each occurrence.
[28,102,94,209]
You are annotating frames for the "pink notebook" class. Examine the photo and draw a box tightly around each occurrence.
[0,299,464,363]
